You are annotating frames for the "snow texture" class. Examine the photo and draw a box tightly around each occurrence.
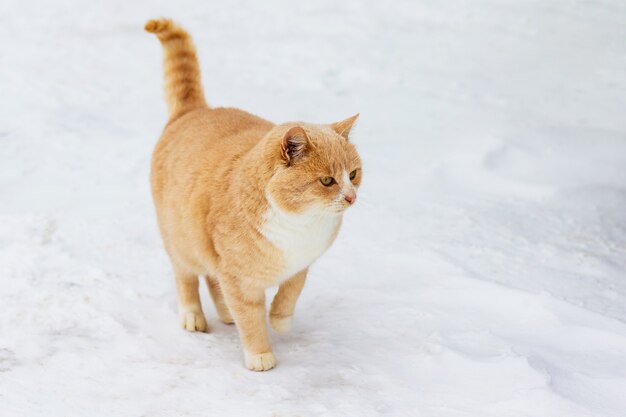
[1,0,626,416]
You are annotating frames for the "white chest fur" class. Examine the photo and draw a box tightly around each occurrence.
[262,205,340,283]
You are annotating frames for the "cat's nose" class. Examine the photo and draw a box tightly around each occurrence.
[344,192,356,205]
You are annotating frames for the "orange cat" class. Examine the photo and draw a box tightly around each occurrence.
[145,18,362,371]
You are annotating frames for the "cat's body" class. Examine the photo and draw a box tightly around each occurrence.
[146,18,361,371]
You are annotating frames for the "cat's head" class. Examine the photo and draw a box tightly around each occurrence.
[266,114,362,216]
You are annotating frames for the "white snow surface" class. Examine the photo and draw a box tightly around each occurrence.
[1,1,626,416]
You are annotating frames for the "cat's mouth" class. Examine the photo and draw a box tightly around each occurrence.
[327,199,355,214]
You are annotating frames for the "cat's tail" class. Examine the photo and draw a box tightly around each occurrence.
[145,18,208,119]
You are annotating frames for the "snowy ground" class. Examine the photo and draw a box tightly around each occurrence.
[1,0,626,416]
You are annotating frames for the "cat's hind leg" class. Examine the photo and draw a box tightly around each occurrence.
[205,276,234,324]
[175,272,208,332]
[269,269,307,333]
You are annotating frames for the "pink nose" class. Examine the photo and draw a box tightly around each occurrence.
[344,192,356,205]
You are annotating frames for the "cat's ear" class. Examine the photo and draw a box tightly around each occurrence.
[281,126,309,165]
[331,113,359,140]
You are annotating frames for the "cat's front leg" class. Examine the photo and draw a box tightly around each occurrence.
[269,269,307,333]
[220,276,276,371]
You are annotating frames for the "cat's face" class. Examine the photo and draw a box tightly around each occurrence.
[267,115,362,216]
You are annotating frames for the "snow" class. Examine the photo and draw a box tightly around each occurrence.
[1,0,626,416]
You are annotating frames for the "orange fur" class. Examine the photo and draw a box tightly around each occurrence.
[145,18,207,119]
[146,18,362,371]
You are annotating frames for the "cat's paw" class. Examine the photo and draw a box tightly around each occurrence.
[244,351,277,371]
[180,309,208,332]
[269,314,293,333]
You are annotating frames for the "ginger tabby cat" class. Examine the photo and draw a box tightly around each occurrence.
[145,18,362,371]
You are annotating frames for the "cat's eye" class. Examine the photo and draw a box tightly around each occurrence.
[320,176,334,186]
[349,169,358,180]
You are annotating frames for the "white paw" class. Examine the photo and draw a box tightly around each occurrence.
[180,308,208,332]
[244,350,277,371]
[269,315,293,333]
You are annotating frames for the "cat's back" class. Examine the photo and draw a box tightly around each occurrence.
[159,107,273,159]
[152,107,273,191]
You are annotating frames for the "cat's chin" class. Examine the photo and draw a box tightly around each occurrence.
[311,204,347,217]
[316,209,344,218]
[328,207,347,215]
[324,203,352,215]
[297,207,344,218]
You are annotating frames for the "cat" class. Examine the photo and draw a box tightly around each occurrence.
[145,18,362,371]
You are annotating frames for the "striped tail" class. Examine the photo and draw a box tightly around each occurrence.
[145,18,208,119]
